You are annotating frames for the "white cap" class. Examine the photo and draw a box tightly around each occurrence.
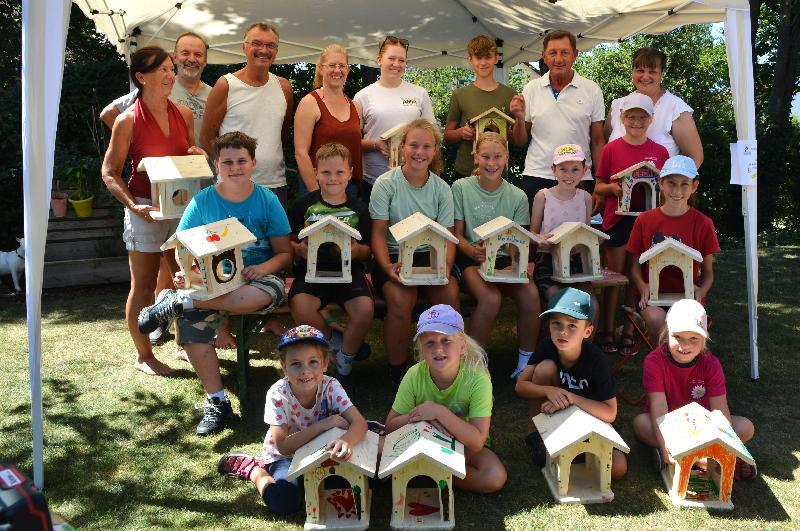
[666,299,708,338]
[620,93,654,116]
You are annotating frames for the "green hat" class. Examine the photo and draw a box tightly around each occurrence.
[540,287,593,321]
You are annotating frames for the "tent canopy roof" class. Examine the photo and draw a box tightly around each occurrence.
[75,0,747,67]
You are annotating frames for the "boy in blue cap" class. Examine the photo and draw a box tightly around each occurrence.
[515,287,627,478]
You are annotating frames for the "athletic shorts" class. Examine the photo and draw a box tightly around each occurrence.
[288,268,374,307]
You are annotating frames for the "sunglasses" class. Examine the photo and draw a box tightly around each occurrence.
[379,35,410,52]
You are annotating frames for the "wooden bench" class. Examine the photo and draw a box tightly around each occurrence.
[230,268,629,416]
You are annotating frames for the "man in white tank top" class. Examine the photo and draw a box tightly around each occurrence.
[201,22,294,204]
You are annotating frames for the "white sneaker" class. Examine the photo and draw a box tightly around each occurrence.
[149,324,166,345]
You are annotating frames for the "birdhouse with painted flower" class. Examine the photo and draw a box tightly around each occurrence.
[657,402,756,510]
[161,217,255,300]
[473,216,541,283]
[378,422,466,530]
[287,427,379,530]
[610,161,660,216]
[137,155,213,219]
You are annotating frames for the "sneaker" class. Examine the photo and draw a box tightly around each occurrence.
[525,431,547,468]
[195,397,233,436]
[149,324,166,346]
[355,342,371,361]
[331,363,353,395]
[138,289,184,334]
[218,451,262,480]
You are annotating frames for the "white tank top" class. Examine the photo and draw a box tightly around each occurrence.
[221,73,287,188]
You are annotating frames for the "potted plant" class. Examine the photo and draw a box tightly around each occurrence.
[51,180,68,218]
[66,162,98,218]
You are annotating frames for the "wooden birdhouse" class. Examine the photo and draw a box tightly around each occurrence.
[378,422,466,530]
[472,216,541,283]
[638,237,703,306]
[380,121,410,169]
[468,107,515,154]
[298,215,362,284]
[610,161,660,216]
[533,405,630,504]
[546,222,610,283]
[160,217,255,300]
[286,427,379,530]
[137,155,213,220]
[389,212,458,286]
[657,402,756,510]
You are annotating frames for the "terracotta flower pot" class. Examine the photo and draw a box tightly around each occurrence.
[51,192,69,218]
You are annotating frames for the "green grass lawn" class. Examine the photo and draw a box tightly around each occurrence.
[1,245,799,530]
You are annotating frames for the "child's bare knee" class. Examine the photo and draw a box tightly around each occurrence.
[611,450,628,480]
[532,360,558,384]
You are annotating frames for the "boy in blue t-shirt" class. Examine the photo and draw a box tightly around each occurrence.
[138,131,292,436]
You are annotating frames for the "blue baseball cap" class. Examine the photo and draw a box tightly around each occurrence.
[278,325,330,350]
[540,287,594,321]
[660,155,698,179]
[414,304,464,340]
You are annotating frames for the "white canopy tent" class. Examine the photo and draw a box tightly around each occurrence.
[22,0,758,488]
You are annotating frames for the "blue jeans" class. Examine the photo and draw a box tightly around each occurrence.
[262,458,303,515]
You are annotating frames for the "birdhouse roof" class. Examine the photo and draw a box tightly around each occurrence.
[378,422,466,479]
[285,427,380,481]
[136,155,214,183]
[657,402,755,464]
[161,217,256,256]
[380,121,411,141]
[546,221,609,244]
[610,161,660,182]
[473,216,540,243]
[638,237,703,264]
[298,214,361,241]
[389,212,458,244]
[533,405,630,457]
[468,106,515,125]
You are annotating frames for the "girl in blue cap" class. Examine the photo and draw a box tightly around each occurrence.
[216,325,368,515]
[385,304,507,493]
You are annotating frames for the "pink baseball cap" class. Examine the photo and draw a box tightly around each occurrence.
[666,299,708,338]
[552,144,586,165]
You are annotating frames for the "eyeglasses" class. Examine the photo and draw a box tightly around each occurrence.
[379,35,410,52]
[324,63,349,70]
[245,40,278,51]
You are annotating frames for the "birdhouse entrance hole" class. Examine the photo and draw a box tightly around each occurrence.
[631,181,656,211]
[188,258,203,286]
[493,243,521,278]
[411,246,439,279]
[657,264,684,291]
[681,457,724,502]
[171,188,189,206]
[212,250,237,283]
[562,451,603,494]
[569,244,591,275]
[320,475,361,523]
[404,475,446,524]
[317,241,345,277]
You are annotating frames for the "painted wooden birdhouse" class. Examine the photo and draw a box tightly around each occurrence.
[160,217,255,300]
[298,215,362,284]
[380,121,410,169]
[287,427,379,530]
[378,422,466,530]
[389,212,458,286]
[610,161,660,216]
[638,237,703,306]
[657,402,756,510]
[546,222,610,283]
[468,107,515,153]
[137,155,213,219]
[472,216,541,283]
[533,405,630,504]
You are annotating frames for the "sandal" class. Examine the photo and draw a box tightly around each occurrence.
[595,331,618,354]
[619,333,637,356]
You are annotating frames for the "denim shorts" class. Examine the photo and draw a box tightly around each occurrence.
[122,197,179,253]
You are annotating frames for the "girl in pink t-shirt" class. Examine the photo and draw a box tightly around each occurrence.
[632,299,756,479]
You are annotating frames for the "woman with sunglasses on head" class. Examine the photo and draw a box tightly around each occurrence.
[294,44,363,197]
[353,36,435,203]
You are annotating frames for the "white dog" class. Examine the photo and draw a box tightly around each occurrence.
[0,237,25,292]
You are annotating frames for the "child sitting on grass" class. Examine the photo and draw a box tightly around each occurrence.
[385,304,507,493]
[515,287,627,479]
[137,131,292,436]
[288,143,374,385]
[632,299,756,478]
[217,325,368,515]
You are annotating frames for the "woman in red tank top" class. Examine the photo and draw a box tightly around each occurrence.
[101,46,205,376]
[294,44,363,196]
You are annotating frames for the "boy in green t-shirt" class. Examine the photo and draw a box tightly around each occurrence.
[444,35,518,178]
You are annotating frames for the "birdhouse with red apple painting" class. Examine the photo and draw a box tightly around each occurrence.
[161,217,256,300]
[378,422,466,530]
[287,427,379,530]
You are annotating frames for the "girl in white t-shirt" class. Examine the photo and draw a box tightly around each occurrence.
[354,35,435,202]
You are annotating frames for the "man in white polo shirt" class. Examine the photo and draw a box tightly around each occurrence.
[510,29,606,208]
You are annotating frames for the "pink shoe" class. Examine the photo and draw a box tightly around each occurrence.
[217,452,263,480]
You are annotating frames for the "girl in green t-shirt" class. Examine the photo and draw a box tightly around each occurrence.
[385,304,507,493]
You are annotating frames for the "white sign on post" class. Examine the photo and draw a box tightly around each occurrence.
[729,140,757,186]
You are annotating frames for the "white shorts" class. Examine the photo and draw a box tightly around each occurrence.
[122,197,179,253]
